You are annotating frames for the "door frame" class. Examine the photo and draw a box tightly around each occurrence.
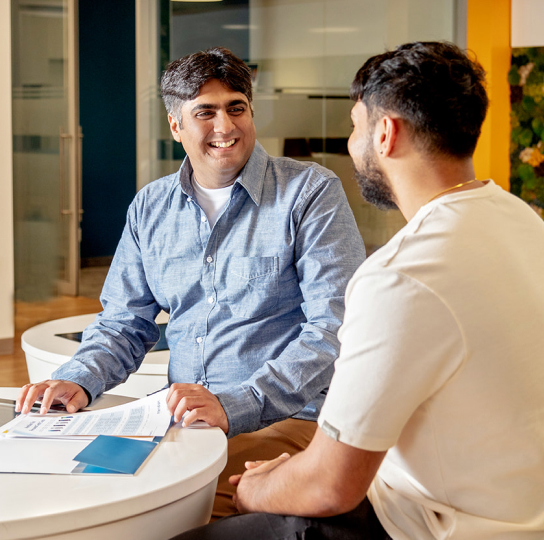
[57,0,81,296]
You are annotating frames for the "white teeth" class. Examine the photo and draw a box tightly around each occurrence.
[210,139,236,148]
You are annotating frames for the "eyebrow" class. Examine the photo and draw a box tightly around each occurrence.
[190,99,248,114]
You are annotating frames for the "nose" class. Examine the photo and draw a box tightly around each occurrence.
[214,111,236,134]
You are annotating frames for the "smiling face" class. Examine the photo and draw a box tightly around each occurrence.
[168,78,256,189]
[348,101,398,211]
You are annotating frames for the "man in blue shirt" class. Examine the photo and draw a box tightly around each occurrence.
[16,47,365,516]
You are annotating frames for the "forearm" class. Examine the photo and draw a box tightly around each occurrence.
[53,309,160,400]
[238,451,347,517]
[235,429,386,517]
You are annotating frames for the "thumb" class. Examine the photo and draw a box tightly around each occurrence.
[66,391,88,413]
[229,474,243,486]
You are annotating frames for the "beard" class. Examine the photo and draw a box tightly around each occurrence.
[354,138,398,211]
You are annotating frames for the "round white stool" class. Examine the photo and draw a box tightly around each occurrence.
[22,313,169,398]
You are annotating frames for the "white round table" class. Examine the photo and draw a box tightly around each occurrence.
[22,313,169,398]
[0,388,227,540]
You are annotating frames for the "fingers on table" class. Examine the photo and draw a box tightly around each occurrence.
[167,385,213,421]
[173,396,212,425]
[17,381,51,413]
[16,380,84,415]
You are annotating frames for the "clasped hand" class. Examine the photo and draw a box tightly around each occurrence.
[229,453,292,513]
[166,383,229,433]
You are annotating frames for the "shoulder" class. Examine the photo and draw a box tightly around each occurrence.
[134,173,178,201]
[125,173,180,232]
[129,173,178,211]
[265,155,345,211]
[267,155,339,185]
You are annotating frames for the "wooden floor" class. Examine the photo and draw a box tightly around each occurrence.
[0,296,102,388]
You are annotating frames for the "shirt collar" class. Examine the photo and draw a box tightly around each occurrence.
[168,141,268,206]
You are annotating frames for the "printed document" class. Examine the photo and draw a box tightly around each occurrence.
[1,389,171,440]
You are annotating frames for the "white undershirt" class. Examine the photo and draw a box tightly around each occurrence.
[191,175,233,228]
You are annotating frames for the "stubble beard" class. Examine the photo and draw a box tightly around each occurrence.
[354,137,398,211]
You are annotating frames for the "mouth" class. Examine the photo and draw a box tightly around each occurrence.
[209,139,237,149]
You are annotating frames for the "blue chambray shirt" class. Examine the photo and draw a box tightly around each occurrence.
[54,142,366,437]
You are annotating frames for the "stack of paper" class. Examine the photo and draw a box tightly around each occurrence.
[0,389,172,475]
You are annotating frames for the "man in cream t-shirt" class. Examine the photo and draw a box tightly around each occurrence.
[175,41,544,540]
[324,178,544,539]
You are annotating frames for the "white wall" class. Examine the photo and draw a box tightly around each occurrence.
[0,1,14,352]
[512,0,544,47]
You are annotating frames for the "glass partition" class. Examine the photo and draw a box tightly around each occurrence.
[12,0,80,300]
[137,0,460,253]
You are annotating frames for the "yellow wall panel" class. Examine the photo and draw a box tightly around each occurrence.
[468,0,511,190]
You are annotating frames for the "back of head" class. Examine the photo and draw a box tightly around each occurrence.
[161,47,253,120]
[350,41,489,158]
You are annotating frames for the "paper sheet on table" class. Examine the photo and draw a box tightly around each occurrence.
[1,389,171,440]
[0,438,91,474]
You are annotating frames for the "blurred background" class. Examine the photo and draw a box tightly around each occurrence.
[9,0,468,302]
[4,0,537,384]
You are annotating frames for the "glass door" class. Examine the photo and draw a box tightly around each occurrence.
[12,0,81,300]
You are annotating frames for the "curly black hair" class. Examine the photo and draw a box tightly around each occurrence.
[350,41,489,158]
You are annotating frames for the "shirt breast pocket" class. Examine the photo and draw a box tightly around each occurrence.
[227,256,279,319]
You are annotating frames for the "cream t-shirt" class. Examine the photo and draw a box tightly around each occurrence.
[319,181,544,539]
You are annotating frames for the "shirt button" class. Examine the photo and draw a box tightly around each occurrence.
[206,256,213,263]
[197,380,204,386]
[187,196,192,202]
[208,296,214,304]
[201,216,207,222]
[196,336,203,344]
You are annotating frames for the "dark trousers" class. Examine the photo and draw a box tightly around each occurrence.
[171,498,392,540]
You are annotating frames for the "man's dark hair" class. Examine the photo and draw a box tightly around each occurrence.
[161,47,253,124]
[350,41,489,158]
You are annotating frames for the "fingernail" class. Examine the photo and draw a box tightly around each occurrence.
[40,407,46,415]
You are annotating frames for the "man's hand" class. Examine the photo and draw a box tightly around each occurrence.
[225,428,387,517]
[230,453,291,513]
[166,383,229,433]
[16,380,89,415]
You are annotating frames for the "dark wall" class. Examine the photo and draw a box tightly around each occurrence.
[79,0,136,260]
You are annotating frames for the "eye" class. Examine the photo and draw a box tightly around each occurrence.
[196,111,214,118]
[228,107,245,115]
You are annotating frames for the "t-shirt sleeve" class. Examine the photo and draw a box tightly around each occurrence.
[318,269,465,451]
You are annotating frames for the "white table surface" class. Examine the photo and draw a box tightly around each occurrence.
[0,388,227,540]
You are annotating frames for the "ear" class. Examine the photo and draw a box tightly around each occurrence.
[168,113,182,142]
[374,116,398,158]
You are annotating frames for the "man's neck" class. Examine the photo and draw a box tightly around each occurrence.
[192,167,239,190]
[390,156,479,221]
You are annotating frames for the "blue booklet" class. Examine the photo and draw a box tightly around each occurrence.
[72,435,161,475]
